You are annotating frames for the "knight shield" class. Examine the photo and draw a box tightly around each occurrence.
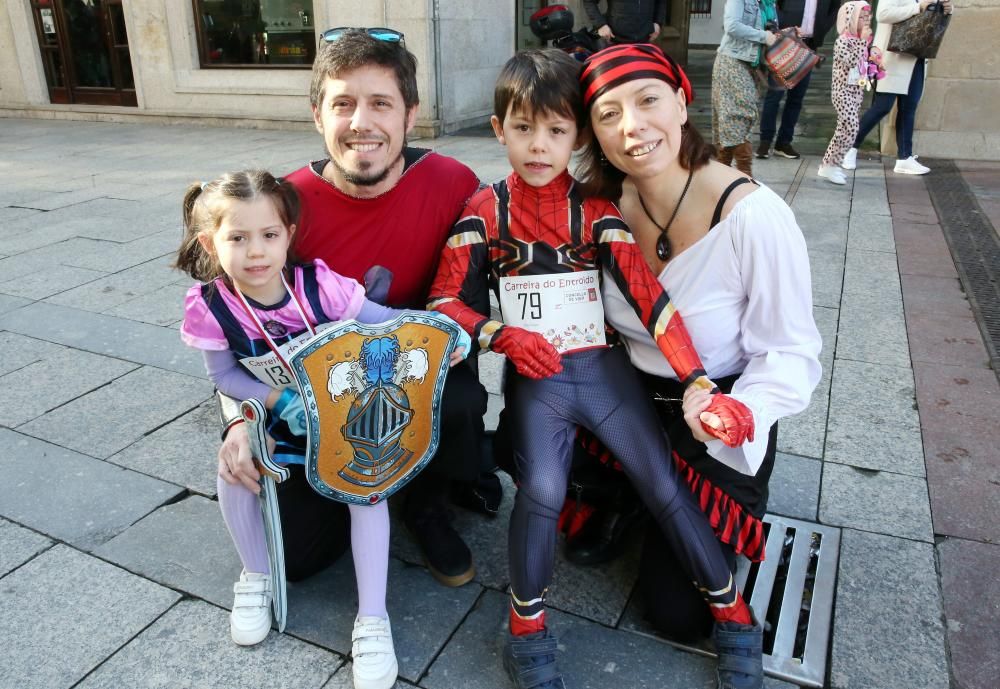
[289,313,461,505]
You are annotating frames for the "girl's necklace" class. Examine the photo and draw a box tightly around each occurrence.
[637,167,694,261]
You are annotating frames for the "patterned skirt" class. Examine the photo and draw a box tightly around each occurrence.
[711,52,764,148]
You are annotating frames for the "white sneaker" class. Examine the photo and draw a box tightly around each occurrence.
[230,570,272,646]
[818,165,847,185]
[352,616,398,689]
[894,156,930,175]
[841,148,858,170]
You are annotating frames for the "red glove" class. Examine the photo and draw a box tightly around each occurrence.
[492,327,563,380]
[701,394,755,448]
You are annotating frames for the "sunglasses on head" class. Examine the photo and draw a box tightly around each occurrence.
[320,27,405,44]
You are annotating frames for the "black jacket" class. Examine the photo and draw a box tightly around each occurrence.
[582,0,668,43]
[777,0,841,49]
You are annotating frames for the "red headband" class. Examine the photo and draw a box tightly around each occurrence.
[580,44,694,111]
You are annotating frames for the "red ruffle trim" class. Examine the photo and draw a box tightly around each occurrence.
[576,429,766,562]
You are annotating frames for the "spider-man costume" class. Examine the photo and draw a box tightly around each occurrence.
[428,170,755,633]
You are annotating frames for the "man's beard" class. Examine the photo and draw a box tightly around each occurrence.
[329,147,404,188]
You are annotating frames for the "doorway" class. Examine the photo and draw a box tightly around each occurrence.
[29,0,137,106]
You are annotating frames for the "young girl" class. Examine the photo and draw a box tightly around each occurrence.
[175,169,467,689]
[819,1,876,185]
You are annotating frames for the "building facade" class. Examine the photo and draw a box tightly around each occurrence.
[1,0,996,158]
[0,0,514,136]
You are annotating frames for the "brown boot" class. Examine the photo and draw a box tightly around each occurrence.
[716,145,735,167]
[733,142,753,176]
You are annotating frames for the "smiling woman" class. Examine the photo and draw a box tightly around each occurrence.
[576,42,822,689]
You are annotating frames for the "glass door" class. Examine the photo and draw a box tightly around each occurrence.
[30,0,137,107]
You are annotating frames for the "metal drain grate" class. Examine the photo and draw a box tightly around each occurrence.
[663,514,841,688]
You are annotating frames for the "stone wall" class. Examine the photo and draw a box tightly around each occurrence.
[911,0,1000,160]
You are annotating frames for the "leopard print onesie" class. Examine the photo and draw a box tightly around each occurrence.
[822,33,869,167]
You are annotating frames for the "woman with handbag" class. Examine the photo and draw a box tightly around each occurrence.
[841,0,954,175]
[712,0,779,175]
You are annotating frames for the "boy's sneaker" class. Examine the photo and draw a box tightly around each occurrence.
[352,616,398,689]
[714,613,764,689]
[841,147,858,170]
[230,570,272,646]
[817,165,847,185]
[504,629,566,689]
[773,142,801,159]
[755,141,770,159]
[894,156,930,175]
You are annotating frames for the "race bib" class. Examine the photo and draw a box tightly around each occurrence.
[239,322,337,389]
[499,270,606,353]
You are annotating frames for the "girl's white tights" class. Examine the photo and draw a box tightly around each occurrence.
[217,476,389,618]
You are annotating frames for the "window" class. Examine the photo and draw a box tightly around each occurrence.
[690,0,712,17]
[193,0,315,68]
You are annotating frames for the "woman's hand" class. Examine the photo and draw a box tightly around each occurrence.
[649,23,661,40]
[218,422,261,494]
[449,347,466,367]
[598,24,614,40]
[683,385,718,443]
[940,0,953,14]
[764,30,778,46]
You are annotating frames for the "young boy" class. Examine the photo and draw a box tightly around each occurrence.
[428,49,761,689]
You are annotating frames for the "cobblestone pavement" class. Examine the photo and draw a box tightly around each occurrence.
[1,118,997,689]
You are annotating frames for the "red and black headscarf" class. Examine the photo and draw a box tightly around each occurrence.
[580,43,694,112]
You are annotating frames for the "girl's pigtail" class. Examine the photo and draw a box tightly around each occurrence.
[174,182,218,282]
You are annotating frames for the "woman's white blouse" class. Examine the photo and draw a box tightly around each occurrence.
[603,184,823,476]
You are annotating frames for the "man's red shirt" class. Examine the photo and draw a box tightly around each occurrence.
[287,148,479,307]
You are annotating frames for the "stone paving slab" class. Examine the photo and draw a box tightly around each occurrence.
[841,249,903,299]
[921,412,1000,543]
[937,537,1000,689]
[796,212,848,255]
[899,273,973,318]
[830,529,949,689]
[425,588,795,689]
[104,277,189,326]
[768,453,822,522]
[905,310,992,369]
[77,598,342,689]
[95,495,241,608]
[390,472,641,628]
[825,359,923,475]
[18,365,213,459]
[25,232,176,274]
[107,399,221,496]
[0,428,184,550]
[0,330,65,376]
[835,291,911,369]
[0,517,53,577]
[287,555,483,683]
[46,256,182,313]
[0,294,31,314]
[912,361,1000,423]
[847,213,895,254]
[819,463,933,542]
[0,262,107,300]
[0,544,181,689]
[0,348,139,427]
[807,248,846,309]
[2,301,205,377]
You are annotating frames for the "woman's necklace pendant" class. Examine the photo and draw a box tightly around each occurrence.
[656,234,671,261]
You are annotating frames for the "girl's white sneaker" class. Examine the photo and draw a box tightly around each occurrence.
[818,165,847,185]
[841,148,858,170]
[352,615,398,689]
[230,570,272,646]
